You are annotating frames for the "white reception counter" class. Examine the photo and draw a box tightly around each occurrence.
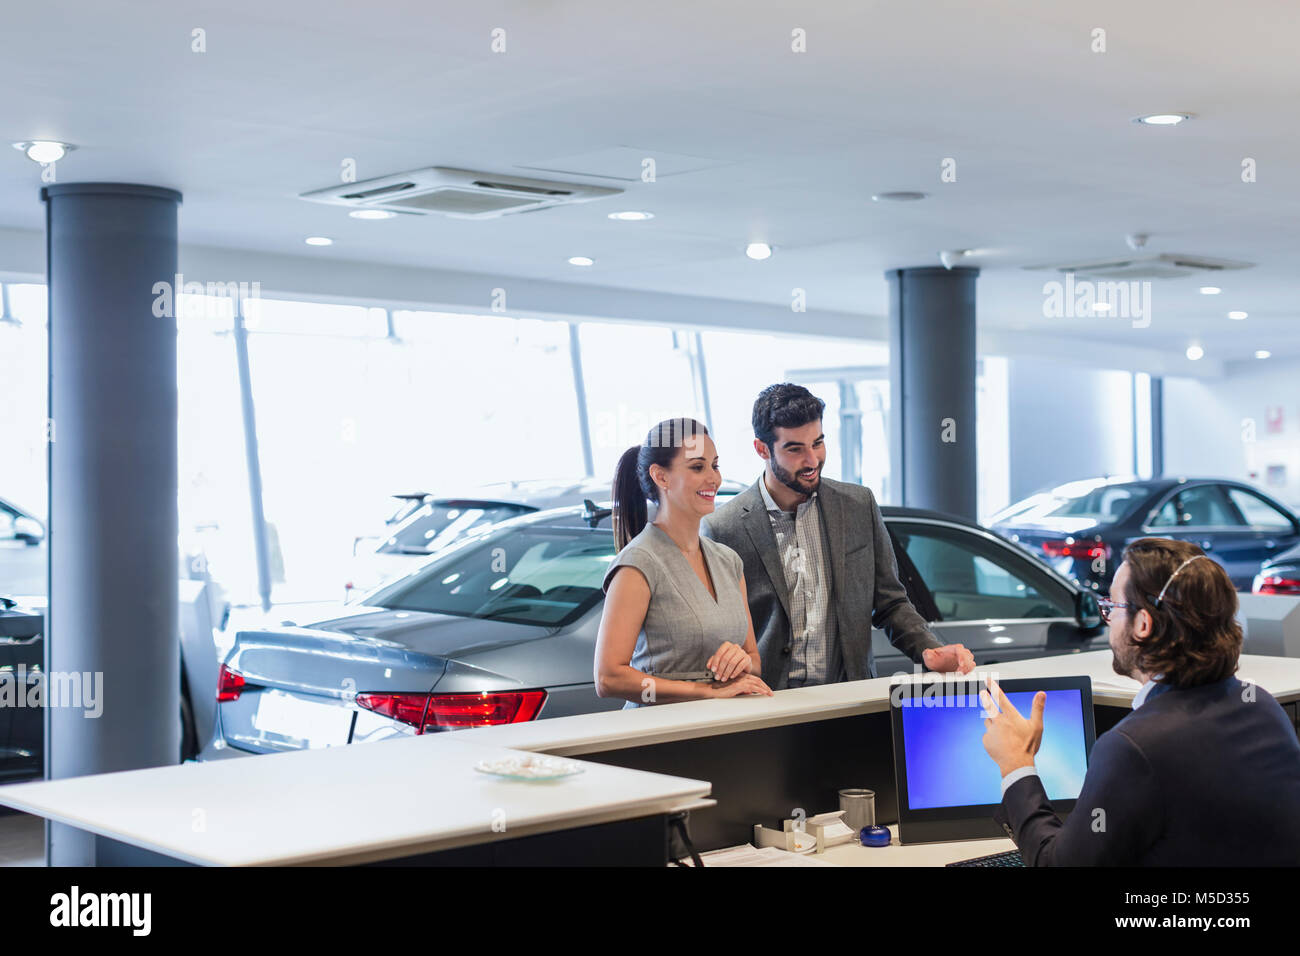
[1,650,1297,865]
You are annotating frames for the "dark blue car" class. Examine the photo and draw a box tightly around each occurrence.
[991,477,1300,592]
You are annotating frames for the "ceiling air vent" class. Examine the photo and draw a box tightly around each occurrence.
[300,167,621,220]
[1023,253,1253,280]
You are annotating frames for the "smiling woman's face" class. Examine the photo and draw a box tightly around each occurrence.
[650,432,720,518]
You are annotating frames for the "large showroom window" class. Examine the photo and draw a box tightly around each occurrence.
[0,283,47,601]
[0,278,1156,612]
[0,284,46,531]
[578,321,703,479]
[699,329,891,493]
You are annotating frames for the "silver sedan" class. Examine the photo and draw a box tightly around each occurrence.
[202,503,1106,758]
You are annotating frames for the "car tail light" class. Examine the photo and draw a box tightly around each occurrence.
[355,692,431,727]
[355,689,546,732]
[1041,540,1110,561]
[423,690,546,730]
[217,663,246,701]
[1255,573,1300,595]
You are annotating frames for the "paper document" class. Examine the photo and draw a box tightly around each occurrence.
[691,844,836,867]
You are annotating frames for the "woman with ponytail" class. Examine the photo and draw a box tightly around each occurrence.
[595,417,772,708]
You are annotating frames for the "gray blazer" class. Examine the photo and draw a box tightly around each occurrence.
[702,475,941,688]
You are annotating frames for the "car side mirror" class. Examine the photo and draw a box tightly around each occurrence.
[12,516,43,546]
[1076,591,1102,630]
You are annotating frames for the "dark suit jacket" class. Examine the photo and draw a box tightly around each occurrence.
[994,676,1300,865]
[700,475,941,688]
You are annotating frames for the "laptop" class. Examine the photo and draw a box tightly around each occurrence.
[888,675,1096,846]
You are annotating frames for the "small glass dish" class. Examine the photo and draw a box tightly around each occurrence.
[474,754,585,781]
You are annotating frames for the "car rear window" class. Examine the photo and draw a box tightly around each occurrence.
[1034,485,1148,526]
[366,524,613,627]
[378,501,535,555]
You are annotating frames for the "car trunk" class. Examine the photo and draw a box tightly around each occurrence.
[217,609,549,753]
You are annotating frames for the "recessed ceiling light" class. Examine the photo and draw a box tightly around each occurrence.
[305,236,333,246]
[1228,311,1248,320]
[607,211,654,221]
[349,209,395,220]
[568,256,594,266]
[1199,286,1221,295]
[1256,350,1271,359]
[1133,113,1193,126]
[745,242,773,260]
[1186,344,1205,361]
[12,140,74,163]
[872,191,928,202]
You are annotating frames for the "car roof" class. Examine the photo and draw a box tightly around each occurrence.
[1024,476,1278,498]
[523,500,998,535]
[423,477,749,510]
[363,494,1084,603]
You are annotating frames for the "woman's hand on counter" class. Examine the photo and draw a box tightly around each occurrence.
[706,641,751,681]
[708,673,774,698]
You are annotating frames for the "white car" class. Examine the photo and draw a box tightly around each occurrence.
[345,477,748,599]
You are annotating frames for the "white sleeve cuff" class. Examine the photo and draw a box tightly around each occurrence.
[1000,766,1038,797]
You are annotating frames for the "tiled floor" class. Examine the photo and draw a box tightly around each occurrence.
[0,812,44,866]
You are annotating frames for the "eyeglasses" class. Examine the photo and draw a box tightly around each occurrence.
[1096,597,1133,624]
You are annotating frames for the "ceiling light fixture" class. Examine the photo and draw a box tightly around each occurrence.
[305,236,333,246]
[1228,311,1248,320]
[1186,344,1204,361]
[745,242,773,260]
[872,191,928,202]
[12,140,75,163]
[1133,113,1193,126]
[568,256,594,266]
[349,209,395,220]
[1256,350,1271,359]
[607,211,654,221]
[1199,286,1221,295]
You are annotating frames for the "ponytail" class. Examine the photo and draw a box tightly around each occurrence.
[612,445,649,551]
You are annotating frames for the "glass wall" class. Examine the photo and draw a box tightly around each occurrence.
[579,321,701,481]
[0,284,48,600]
[0,278,1033,609]
[700,330,891,493]
[0,285,47,523]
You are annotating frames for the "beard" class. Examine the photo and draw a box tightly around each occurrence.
[771,458,820,497]
[1110,618,1140,679]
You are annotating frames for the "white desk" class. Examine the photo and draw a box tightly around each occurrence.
[0,737,710,866]
[3,650,1297,866]
[818,825,1017,867]
[456,650,1300,756]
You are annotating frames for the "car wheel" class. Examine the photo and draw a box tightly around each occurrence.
[180,692,198,763]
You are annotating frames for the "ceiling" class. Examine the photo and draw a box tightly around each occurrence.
[2,0,1298,364]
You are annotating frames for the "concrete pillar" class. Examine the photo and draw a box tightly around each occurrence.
[42,183,182,865]
[886,267,979,520]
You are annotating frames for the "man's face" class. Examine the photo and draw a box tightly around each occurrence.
[1108,562,1141,678]
[758,420,826,497]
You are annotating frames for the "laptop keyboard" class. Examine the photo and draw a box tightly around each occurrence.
[946,849,1025,867]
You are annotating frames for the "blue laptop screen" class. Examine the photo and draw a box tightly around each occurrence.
[899,689,1089,810]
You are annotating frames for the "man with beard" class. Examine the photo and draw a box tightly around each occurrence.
[702,383,973,689]
[982,537,1300,865]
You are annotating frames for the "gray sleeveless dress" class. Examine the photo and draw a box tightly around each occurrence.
[601,522,750,708]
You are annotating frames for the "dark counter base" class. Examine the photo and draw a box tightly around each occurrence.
[94,813,671,867]
[582,705,1136,853]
